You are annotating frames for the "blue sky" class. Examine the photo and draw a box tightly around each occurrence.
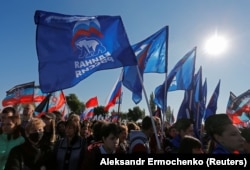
[1,0,250,118]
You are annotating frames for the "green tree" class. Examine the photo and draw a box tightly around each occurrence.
[165,106,174,123]
[93,106,108,117]
[149,92,156,113]
[127,106,145,122]
[66,94,84,115]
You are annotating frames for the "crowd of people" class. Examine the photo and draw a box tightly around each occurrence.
[0,103,250,170]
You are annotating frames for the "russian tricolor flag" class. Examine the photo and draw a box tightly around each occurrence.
[104,71,123,112]
[80,96,98,120]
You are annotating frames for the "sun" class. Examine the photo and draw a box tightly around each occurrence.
[204,32,228,57]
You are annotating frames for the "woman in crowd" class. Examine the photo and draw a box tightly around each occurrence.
[5,117,54,170]
[116,124,129,154]
[0,115,25,170]
[54,119,86,170]
[204,113,245,154]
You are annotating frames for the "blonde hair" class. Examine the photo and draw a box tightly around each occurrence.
[25,117,45,132]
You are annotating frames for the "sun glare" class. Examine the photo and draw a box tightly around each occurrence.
[204,33,228,57]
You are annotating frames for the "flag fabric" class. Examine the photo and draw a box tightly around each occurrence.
[104,71,123,112]
[176,67,202,119]
[35,90,66,117]
[80,96,98,120]
[122,26,168,104]
[201,78,207,119]
[2,82,35,107]
[35,10,137,93]
[33,86,47,103]
[227,89,250,114]
[226,90,250,126]
[191,67,203,139]
[203,80,221,121]
[154,47,196,110]
[226,91,237,114]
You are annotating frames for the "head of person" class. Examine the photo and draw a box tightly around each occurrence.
[22,103,35,120]
[101,122,120,153]
[118,124,128,143]
[80,120,91,138]
[92,120,106,142]
[25,117,45,145]
[68,113,80,123]
[141,116,156,138]
[52,110,63,123]
[165,125,177,139]
[42,112,56,132]
[204,113,245,153]
[127,121,140,133]
[56,120,66,137]
[1,106,16,122]
[174,118,194,138]
[65,119,81,140]
[2,115,22,140]
[178,135,204,154]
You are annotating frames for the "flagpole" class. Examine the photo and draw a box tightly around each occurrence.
[162,26,169,137]
[136,66,162,151]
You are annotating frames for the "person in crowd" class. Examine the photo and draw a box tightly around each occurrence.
[4,117,54,170]
[52,110,64,124]
[116,124,129,154]
[40,112,57,147]
[56,120,66,140]
[204,113,245,154]
[240,127,250,153]
[68,113,80,124]
[169,118,194,153]
[86,120,106,150]
[163,124,177,153]
[149,116,163,154]
[0,115,25,170]
[81,122,120,170]
[128,116,157,154]
[178,135,204,154]
[80,120,92,145]
[0,107,18,134]
[21,103,35,137]
[54,119,86,170]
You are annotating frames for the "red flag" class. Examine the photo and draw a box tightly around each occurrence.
[80,96,98,120]
[85,96,98,108]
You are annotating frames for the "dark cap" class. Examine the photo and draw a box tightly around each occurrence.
[45,112,56,120]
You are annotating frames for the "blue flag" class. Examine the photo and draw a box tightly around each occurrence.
[35,10,137,93]
[176,66,202,120]
[203,80,221,120]
[154,47,196,110]
[122,26,168,104]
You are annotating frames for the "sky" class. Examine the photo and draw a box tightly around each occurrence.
[1,0,250,118]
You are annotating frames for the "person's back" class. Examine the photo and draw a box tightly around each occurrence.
[128,116,155,154]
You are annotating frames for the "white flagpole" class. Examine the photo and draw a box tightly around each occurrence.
[136,66,161,151]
